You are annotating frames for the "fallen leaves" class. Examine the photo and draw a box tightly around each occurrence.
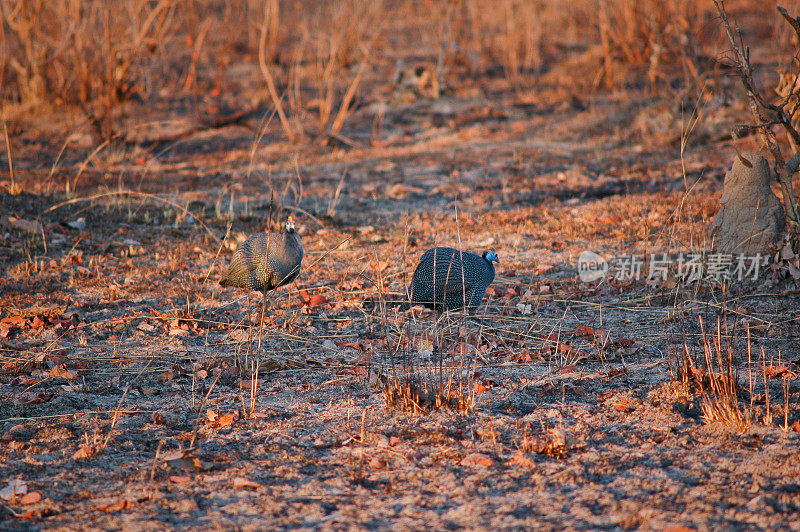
[206,409,237,429]
[0,479,41,507]
[14,392,54,406]
[73,443,95,460]
[49,364,78,380]
[460,452,494,468]
[613,396,634,412]
[299,290,329,310]
[232,477,261,489]
[97,499,134,512]
[0,316,25,338]
[474,381,490,395]
[0,312,81,339]
[20,492,42,505]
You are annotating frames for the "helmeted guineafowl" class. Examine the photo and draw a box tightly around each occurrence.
[220,219,304,302]
[404,247,499,314]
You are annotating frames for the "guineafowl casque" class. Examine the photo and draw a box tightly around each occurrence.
[404,247,499,314]
[220,218,304,313]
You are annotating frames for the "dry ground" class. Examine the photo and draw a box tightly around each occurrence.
[3,1,800,530]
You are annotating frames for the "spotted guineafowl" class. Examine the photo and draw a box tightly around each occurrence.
[220,219,304,305]
[404,247,498,314]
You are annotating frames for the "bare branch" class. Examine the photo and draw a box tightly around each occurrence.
[713,0,800,229]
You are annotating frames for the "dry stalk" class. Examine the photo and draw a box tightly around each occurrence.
[782,374,791,432]
[762,346,773,426]
[259,0,294,142]
[1,112,20,194]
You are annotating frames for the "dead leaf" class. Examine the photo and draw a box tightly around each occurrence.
[474,382,489,395]
[613,397,633,412]
[73,443,94,460]
[97,499,134,512]
[516,303,533,315]
[169,475,191,484]
[307,294,328,308]
[335,340,361,350]
[298,289,311,305]
[387,183,408,198]
[49,364,78,380]
[460,452,494,468]
[351,351,372,365]
[763,365,789,378]
[20,492,41,505]
[18,392,54,405]
[1,316,25,328]
[232,477,261,489]
[781,243,796,260]
[613,338,635,348]
[206,409,235,429]
[573,324,593,338]
[216,412,235,428]
[506,451,536,468]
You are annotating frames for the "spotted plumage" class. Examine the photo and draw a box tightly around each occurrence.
[405,247,498,314]
[220,220,304,296]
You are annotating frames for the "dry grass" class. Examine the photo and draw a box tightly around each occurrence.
[2,0,775,148]
[676,306,799,434]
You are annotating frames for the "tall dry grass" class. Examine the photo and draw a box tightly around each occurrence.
[0,0,785,143]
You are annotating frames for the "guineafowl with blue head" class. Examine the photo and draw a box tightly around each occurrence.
[404,247,499,314]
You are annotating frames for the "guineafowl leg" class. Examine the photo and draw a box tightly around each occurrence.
[256,292,268,351]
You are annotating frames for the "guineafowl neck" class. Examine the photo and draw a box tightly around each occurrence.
[487,263,495,282]
[288,231,303,251]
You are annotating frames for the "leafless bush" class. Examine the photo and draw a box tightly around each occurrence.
[2,0,183,139]
[257,0,385,143]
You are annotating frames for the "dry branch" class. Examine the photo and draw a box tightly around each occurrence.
[713,0,800,233]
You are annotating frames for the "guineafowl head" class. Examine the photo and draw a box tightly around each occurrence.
[285,217,296,233]
[483,250,499,263]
